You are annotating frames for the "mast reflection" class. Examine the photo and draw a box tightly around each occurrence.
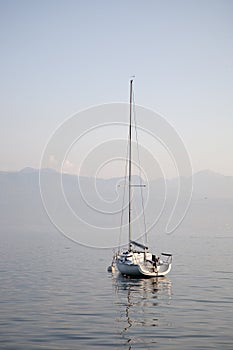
[112,275,172,349]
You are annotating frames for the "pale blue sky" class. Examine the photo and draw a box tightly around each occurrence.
[0,0,233,176]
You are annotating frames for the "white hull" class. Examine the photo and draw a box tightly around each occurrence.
[116,260,171,278]
[116,251,172,278]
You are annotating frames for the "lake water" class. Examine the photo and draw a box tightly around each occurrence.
[0,229,233,349]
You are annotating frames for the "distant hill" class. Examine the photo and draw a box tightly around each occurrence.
[0,168,232,236]
[192,170,233,198]
[18,167,38,174]
[2,167,233,199]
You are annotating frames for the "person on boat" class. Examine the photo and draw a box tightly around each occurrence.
[152,254,158,267]
[157,257,164,265]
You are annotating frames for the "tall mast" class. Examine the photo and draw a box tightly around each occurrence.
[128,79,133,251]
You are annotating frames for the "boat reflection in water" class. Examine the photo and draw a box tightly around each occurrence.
[112,275,172,349]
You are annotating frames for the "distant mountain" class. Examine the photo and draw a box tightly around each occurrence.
[1,167,233,199]
[193,170,233,198]
[0,168,232,236]
[18,167,38,174]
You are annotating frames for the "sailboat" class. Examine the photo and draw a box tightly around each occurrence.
[112,79,172,278]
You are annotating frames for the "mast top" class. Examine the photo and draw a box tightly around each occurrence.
[130,75,135,83]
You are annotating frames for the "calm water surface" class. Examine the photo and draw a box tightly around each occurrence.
[0,231,233,349]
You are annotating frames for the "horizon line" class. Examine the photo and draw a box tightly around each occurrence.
[0,166,232,179]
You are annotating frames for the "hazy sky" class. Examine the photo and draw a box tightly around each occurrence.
[1,0,233,177]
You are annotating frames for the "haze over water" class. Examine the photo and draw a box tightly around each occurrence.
[0,226,232,349]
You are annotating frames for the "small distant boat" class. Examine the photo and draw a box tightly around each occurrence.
[110,79,172,278]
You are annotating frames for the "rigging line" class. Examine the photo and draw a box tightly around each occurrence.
[118,131,130,250]
[133,197,145,244]
[132,90,148,244]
